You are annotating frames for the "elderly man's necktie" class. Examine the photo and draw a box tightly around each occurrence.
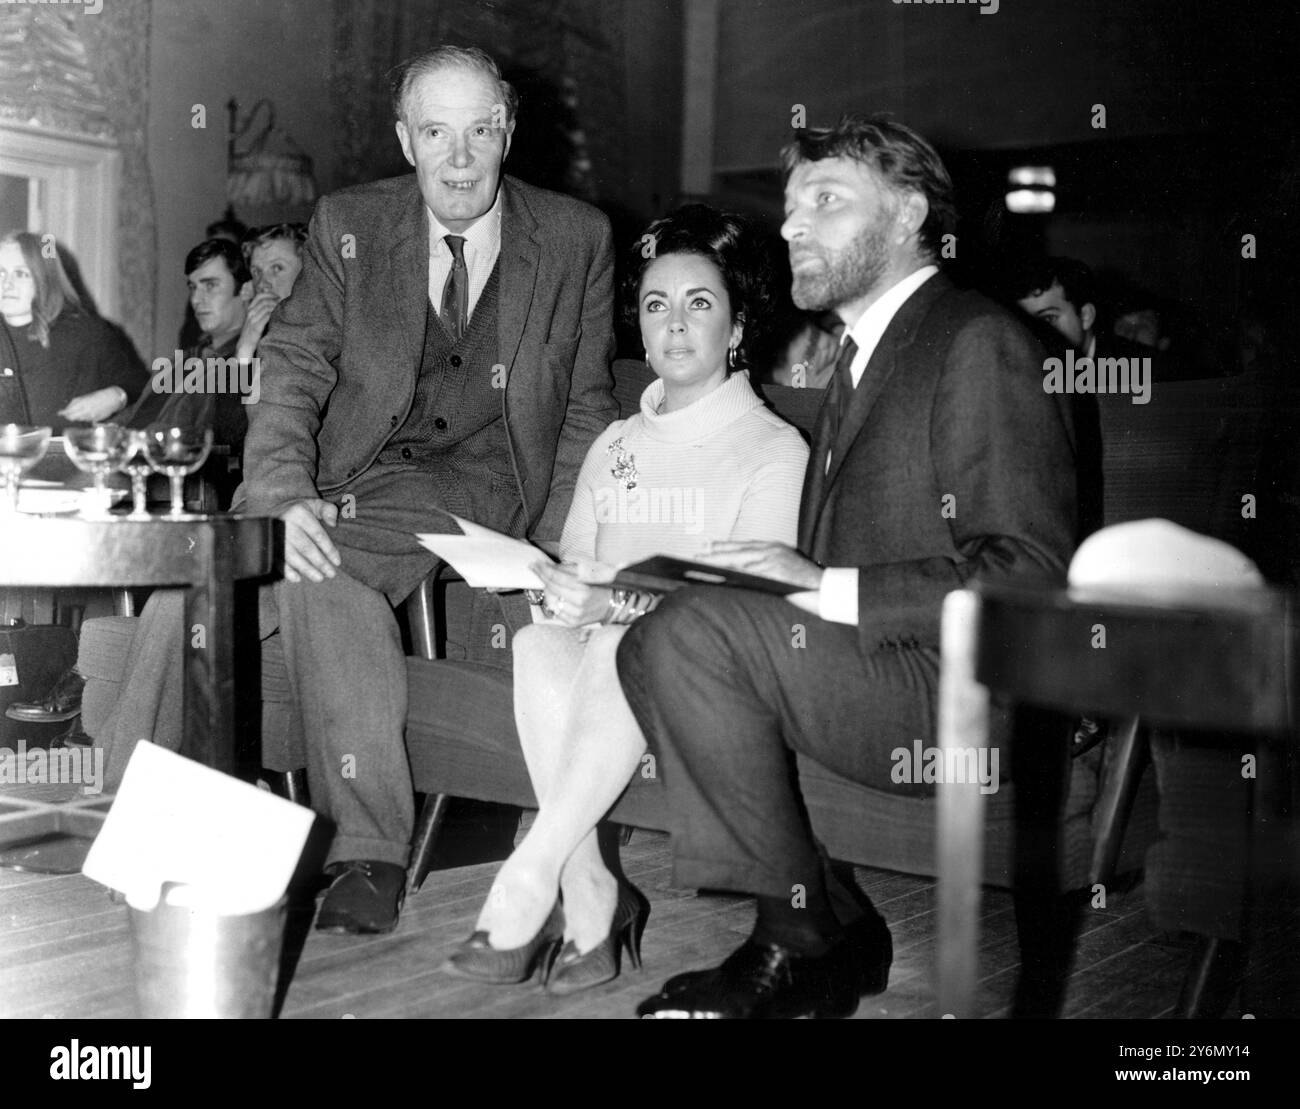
[441,234,468,341]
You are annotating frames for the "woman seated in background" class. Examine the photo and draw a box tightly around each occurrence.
[235,223,307,365]
[446,204,810,994]
[0,230,146,427]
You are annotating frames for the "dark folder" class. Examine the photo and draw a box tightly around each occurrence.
[610,556,803,596]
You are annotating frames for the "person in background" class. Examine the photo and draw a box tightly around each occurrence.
[122,238,252,452]
[1011,256,1144,365]
[0,230,145,427]
[235,223,307,365]
[178,213,249,350]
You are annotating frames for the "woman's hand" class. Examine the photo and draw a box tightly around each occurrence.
[696,540,825,590]
[532,559,613,626]
[235,292,280,363]
[58,386,126,423]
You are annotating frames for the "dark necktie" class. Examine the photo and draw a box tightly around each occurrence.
[826,336,860,465]
[440,234,468,341]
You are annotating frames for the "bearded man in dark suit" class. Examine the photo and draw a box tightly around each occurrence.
[618,115,1077,1018]
[243,45,615,933]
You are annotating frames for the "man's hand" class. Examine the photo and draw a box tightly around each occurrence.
[280,498,342,583]
[58,386,126,423]
[235,292,280,364]
[695,540,825,590]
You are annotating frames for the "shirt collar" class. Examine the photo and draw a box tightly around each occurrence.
[842,265,939,350]
[427,190,503,260]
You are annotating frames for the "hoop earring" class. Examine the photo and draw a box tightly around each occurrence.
[727,346,737,368]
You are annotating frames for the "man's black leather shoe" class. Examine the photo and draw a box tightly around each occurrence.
[639,913,892,1019]
[841,912,893,995]
[637,938,854,1019]
[5,667,85,723]
[314,860,406,935]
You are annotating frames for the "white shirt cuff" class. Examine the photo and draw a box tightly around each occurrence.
[817,566,859,626]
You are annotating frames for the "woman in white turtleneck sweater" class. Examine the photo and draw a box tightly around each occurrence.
[446,206,809,993]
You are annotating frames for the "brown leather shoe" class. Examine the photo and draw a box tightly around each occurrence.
[314,860,406,935]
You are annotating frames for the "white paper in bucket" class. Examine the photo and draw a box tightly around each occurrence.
[82,741,314,914]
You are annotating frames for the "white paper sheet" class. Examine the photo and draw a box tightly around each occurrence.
[81,742,315,914]
[416,513,554,589]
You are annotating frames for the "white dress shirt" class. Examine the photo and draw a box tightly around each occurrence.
[803,265,939,626]
[426,192,503,324]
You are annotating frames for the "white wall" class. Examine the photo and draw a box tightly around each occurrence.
[147,0,336,356]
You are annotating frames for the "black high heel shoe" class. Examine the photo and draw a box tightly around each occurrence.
[442,905,564,985]
[546,881,650,996]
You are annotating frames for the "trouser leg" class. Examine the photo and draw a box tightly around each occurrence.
[100,588,185,790]
[273,569,414,868]
[617,586,934,900]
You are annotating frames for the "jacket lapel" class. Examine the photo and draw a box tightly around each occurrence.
[797,388,836,551]
[497,178,540,378]
[382,182,430,371]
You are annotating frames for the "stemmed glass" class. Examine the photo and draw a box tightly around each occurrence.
[144,426,213,518]
[0,424,52,513]
[118,429,154,519]
[63,425,129,517]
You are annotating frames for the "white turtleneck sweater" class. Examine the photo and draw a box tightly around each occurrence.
[559,370,809,567]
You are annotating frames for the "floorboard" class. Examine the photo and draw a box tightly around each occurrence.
[1,808,1223,1020]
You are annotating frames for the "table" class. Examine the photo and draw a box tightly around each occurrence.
[0,515,281,772]
[936,581,1298,1017]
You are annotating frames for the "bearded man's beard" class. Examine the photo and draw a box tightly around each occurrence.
[790,219,892,314]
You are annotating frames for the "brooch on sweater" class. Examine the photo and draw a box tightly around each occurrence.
[607,437,638,490]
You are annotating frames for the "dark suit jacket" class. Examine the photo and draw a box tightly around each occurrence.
[240,173,617,543]
[798,272,1077,654]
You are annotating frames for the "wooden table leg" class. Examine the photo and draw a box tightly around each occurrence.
[937,589,990,1018]
[1243,734,1299,1016]
[181,524,236,775]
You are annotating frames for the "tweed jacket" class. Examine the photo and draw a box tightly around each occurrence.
[241,173,617,544]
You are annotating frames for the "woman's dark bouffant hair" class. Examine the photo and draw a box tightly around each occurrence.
[622,204,778,370]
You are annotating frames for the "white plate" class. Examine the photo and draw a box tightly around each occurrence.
[16,487,129,515]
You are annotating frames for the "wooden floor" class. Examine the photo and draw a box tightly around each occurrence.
[0,797,1216,1019]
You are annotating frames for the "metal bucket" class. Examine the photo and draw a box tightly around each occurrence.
[128,885,287,1018]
